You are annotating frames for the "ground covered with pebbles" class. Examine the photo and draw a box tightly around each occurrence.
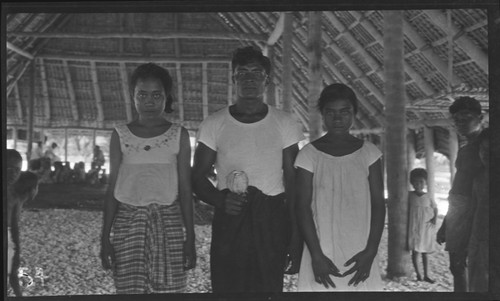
[9,208,452,296]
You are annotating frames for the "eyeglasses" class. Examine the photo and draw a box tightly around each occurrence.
[451,111,480,121]
[234,70,268,80]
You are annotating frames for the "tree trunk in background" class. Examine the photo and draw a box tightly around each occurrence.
[27,61,35,161]
[424,126,436,200]
[384,10,411,278]
[265,45,276,106]
[307,11,323,141]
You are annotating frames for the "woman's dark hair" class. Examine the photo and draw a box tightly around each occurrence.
[129,63,174,113]
[231,46,271,75]
[14,171,39,196]
[409,168,427,183]
[317,83,358,114]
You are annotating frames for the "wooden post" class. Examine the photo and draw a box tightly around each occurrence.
[119,62,133,122]
[202,62,209,118]
[448,127,458,184]
[13,126,18,149]
[227,63,233,105]
[384,10,411,278]
[423,126,436,199]
[265,45,276,106]
[282,12,293,113]
[90,61,104,128]
[38,58,51,124]
[176,63,185,122]
[407,129,416,189]
[64,128,68,162]
[307,11,323,141]
[27,60,36,161]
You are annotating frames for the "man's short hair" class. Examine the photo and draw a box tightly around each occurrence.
[449,97,482,115]
[231,46,271,75]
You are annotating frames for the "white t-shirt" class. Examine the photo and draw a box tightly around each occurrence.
[197,105,304,196]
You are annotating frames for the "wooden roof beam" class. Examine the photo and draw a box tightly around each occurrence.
[37,54,230,63]
[7,41,34,60]
[62,60,79,122]
[7,30,268,42]
[90,61,104,128]
[267,12,285,45]
[424,10,488,73]
[7,60,33,97]
[13,83,23,120]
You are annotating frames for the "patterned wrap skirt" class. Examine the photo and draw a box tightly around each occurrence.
[111,201,186,294]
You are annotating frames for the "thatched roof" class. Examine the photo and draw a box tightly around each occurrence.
[5,7,492,148]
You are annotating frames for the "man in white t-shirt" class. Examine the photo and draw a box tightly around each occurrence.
[193,46,304,293]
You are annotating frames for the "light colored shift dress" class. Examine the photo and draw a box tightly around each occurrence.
[407,192,437,253]
[294,141,383,291]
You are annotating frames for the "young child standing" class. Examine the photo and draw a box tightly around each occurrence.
[7,149,40,296]
[100,63,196,294]
[407,168,437,283]
[295,84,386,291]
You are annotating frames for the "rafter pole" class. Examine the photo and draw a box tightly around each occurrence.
[13,83,23,120]
[119,62,133,122]
[90,61,104,128]
[62,60,79,122]
[38,58,51,124]
[27,61,36,160]
[7,30,268,42]
[424,10,488,73]
[7,60,33,97]
[7,41,34,60]
[267,12,285,45]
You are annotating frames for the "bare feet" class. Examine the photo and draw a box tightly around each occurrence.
[423,276,435,284]
[416,275,422,281]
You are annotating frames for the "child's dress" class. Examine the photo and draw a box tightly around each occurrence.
[294,141,383,291]
[407,191,437,253]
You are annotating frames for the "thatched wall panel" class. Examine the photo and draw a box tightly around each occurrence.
[365,43,384,65]
[406,111,420,122]
[147,40,176,56]
[336,61,356,82]
[406,83,424,101]
[179,39,240,57]
[349,23,375,47]
[178,13,228,31]
[337,36,356,56]
[50,96,73,121]
[433,43,471,64]
[69,13,121,29]
[333,11,357,29]
[454,62,488,88]
[366,94,384,112]
[350,53,372,74]
[367,73,384,93]
[409,13,447,44]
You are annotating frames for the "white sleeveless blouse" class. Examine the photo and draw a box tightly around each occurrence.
[113,123,181,206]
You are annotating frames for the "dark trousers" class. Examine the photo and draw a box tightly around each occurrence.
[210,187,290,293]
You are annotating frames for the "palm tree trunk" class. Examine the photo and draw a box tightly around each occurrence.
[384,10,411,278]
